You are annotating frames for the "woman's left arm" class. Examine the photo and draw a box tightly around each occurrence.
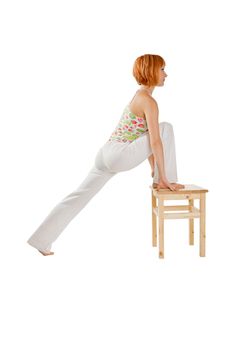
[148,154,155,177]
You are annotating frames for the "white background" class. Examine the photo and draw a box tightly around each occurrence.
[1,0,232,349]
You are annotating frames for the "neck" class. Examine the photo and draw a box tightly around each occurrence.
[138,85,154,96]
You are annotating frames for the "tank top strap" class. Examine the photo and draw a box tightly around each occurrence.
[128,90,139,105]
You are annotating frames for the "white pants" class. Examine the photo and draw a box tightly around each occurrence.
[27,122,178,252]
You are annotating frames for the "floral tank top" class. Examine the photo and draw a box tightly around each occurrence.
[108,105,148,143]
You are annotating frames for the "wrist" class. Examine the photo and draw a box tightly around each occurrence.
[160,175,167,182]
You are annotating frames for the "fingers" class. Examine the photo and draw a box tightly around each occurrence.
[168,183,180,191]
[156,183,180,191]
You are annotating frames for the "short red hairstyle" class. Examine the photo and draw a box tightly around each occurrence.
[132,54,166,87]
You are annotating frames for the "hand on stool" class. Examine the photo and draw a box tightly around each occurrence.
[154,177,185,191]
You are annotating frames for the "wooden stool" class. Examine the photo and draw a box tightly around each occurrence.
[150,184,208,258]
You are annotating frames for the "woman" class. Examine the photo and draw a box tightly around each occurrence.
[27,53,184,256]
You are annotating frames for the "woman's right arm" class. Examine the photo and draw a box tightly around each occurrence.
[144,98,175,190]
[151,139,166,180]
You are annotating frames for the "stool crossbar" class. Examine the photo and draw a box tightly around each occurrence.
[150,184,208,258]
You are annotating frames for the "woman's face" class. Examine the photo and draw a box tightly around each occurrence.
[157,65,168,86]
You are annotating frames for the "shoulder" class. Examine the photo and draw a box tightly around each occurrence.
[129,91,158,119]
[138,94,159,116]
[137,94,159,125]
[135,90,157,106]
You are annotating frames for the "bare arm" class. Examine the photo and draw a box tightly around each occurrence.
[151,140,166,180]
[148,153,155,170]
[144,99,167,181]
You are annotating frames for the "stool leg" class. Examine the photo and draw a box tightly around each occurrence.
[158,199,164,258]
[189,199,194,245]
[152,191,157,246]
[199,193,206,257]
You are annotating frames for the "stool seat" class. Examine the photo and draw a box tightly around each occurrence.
[150,184,208,258]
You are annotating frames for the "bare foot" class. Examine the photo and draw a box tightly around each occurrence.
[38,250,54,256]
[170,183,185,189]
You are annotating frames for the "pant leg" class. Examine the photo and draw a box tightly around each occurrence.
[101,132,153,172]
[101,122,178,180]
[153,122,178,183]
[27,122,178,252]
[101,122,178,181]
[27,160,117,252]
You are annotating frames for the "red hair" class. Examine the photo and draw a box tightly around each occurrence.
[132,54,166,87]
